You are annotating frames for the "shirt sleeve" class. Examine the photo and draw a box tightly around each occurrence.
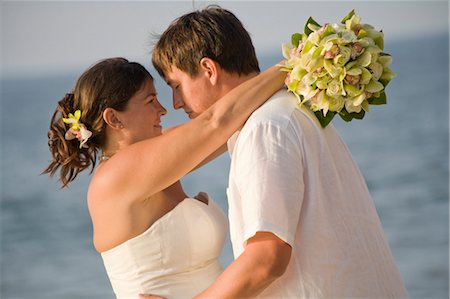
[233,120,304,247]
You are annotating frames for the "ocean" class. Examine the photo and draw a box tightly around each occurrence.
[1,33,448,298]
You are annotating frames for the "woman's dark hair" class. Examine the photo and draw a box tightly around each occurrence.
[43,57,153,188]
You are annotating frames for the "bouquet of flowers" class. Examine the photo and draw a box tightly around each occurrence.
[279,10,395,127]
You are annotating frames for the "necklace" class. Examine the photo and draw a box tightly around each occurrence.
[100,155,110,162]
[100,150,117,162]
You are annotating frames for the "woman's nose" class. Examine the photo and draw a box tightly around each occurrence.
[157,100,167,116]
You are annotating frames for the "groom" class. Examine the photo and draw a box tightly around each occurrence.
[144,5,408,298]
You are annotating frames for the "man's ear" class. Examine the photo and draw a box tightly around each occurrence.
[103,108,124,130]
[199,57,220,85]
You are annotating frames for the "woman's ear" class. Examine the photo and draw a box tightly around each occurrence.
[103,108,124,130]
[199,57,219,85]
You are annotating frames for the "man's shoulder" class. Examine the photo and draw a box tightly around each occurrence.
[232,89,301,144]
[260,88,298,111]
[247,89,297,121]
[250,89,326,129]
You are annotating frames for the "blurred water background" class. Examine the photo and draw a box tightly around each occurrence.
[1,33,448,298]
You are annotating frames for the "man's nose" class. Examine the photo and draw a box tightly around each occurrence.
[173,95,184,110]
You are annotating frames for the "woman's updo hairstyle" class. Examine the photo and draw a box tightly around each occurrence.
[43,57,153,187]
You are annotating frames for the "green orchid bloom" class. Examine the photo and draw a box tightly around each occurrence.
[368,62,384,81]
[365,28,384,50]
[302,72,318,85]
[344,83,364,97]
[290,64,307,82]
[286,78,300,94]
[316,75,332,89]
[344,97,363,113]
[365,79,385,93]
[296,81,318,102]
[334,46,352,66]
[281,43,295,59]
[380,67,396,83]
[360,67,373,85]
[378,53,393,67]
[310,90,330,116]
[340,30,358,44]
[324,59,343,78]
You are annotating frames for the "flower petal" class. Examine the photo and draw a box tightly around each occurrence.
[365,80,384,93]
[74,110,81,120]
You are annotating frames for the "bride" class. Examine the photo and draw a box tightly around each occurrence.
[44,57,285,298]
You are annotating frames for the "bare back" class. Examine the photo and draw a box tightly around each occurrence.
[88,166,187,253]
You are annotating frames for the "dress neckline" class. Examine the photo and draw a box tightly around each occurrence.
[100,198,211,255]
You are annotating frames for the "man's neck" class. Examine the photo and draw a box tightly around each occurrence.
[219,71,259,96]
[222,71,260,132]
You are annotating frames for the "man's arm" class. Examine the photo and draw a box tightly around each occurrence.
[139,232,291,299]
[194,231,291,299]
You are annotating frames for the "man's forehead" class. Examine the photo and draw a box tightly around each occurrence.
[163,66,186,84]
[163,67,175,85]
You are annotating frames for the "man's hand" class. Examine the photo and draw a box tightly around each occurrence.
[139,294,166,299]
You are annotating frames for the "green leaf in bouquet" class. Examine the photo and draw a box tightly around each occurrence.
[368,91,386,105]
[338,108,352,122]
[339,108,365,122]
[291,33,302,48]
[353,109,366,119]
[314,111,336,128]
[340,9,356,24]
[379,78,391,87]
[304,16,321,36]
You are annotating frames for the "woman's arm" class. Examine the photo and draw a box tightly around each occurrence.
[192,143,227,171]
[91,64,285,202]
[163,126,227,172]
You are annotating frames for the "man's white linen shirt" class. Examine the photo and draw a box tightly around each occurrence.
[226,89,408,298]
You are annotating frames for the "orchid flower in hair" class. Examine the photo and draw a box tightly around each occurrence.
[63,110,92,148]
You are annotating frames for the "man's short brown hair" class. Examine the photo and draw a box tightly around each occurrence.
[152,5,260,78]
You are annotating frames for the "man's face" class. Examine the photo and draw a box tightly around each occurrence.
[164,66,218,119]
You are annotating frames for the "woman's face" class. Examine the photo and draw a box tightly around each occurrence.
[117,79,167,143]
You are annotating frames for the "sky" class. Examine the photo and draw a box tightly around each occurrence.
[1,0,449,79]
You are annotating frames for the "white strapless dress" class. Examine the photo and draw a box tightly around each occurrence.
[101,196,228,299]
